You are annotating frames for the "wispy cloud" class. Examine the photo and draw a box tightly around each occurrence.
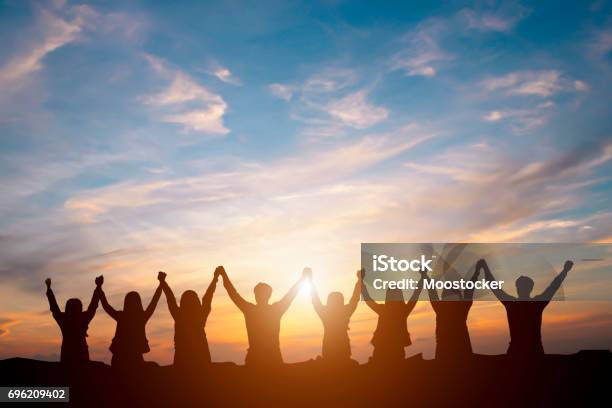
[144,55,229,135]
[481,100,555,133]
[269,83,294,101]
[326,90,388,129]
[460,3,530,33]
[269,68,387,140]
[404,140,612,241]
[481,70,588,97]
[205,65,241,85]
[0,318,19,337]
[588,28,612,60]
[0,8,84,86]
[391,20,451,77]
[64,126,435,222]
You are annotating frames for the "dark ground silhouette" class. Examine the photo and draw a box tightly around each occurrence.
[1,351,609,407]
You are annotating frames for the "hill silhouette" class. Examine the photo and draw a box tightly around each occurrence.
[1,351,609,406]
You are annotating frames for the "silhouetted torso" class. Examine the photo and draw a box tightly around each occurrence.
[371,305,411,362]
[432,301,473,359]
[52,313,92,363]
[173,310,211,366]
[318,307,352,359]
[46,291,95,364]
[243,303,284,365]
[502,300,548,356]
[110,312,150,359]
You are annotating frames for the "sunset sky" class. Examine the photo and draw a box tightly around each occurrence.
[0,0,611,364]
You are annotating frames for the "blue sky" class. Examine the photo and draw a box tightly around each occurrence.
[0,0,611,363]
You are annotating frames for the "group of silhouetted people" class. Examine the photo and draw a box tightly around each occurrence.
[45,258,573,370]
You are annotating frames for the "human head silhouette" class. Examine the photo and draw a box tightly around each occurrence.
[180,290,201,313]
[254,283,272,305]
[516,276,534,299]
[327,292,344,309]
[65,298,83,316]
[441,287,462,301]
[385,288,404,304]
[124,291,143,313]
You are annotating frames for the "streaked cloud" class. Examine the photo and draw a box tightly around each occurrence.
[480,70,588,97]
[64,126,435,222]
[208,66,241,85]
[391,20,450,77]
[0,8,84,86]
[326,90,388,129]
[0,318,19,337]
[481,100,555,132]
[460,3,530,32]
[144,55,229,135]
[588,29,612,60]
[269,83,294,101]
[271,68,387,140]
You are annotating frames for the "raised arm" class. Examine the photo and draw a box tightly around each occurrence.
[202,269,220,316]
[479,259,515,302]
[423,270,439,301]
[345,271,362,316]
[45,278,62,322]
[83,276,102,323]
[97,286,120,321]
[360,269,383,314]
[534,261,573,301]
[276,268,310,315]
[159,273,179,320]
[463,264,481,301]
[310,277,324,318]
[219,266,251,312]
[144,272,164,321]
[405,272,425,315]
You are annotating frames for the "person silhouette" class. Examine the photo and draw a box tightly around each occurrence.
[361,269,425,364]
[423,263,481,361]
[159,269,219,370]
[45,276,101,365]
[309,270,361,363]
[218,265,309,367]
[479,259,573,357]
[95,273,163,368]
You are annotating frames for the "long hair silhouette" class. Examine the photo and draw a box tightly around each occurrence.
[420,245,482,361]
[95,273,163,368]
[160,269,219,370]
[361,270,425,364]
